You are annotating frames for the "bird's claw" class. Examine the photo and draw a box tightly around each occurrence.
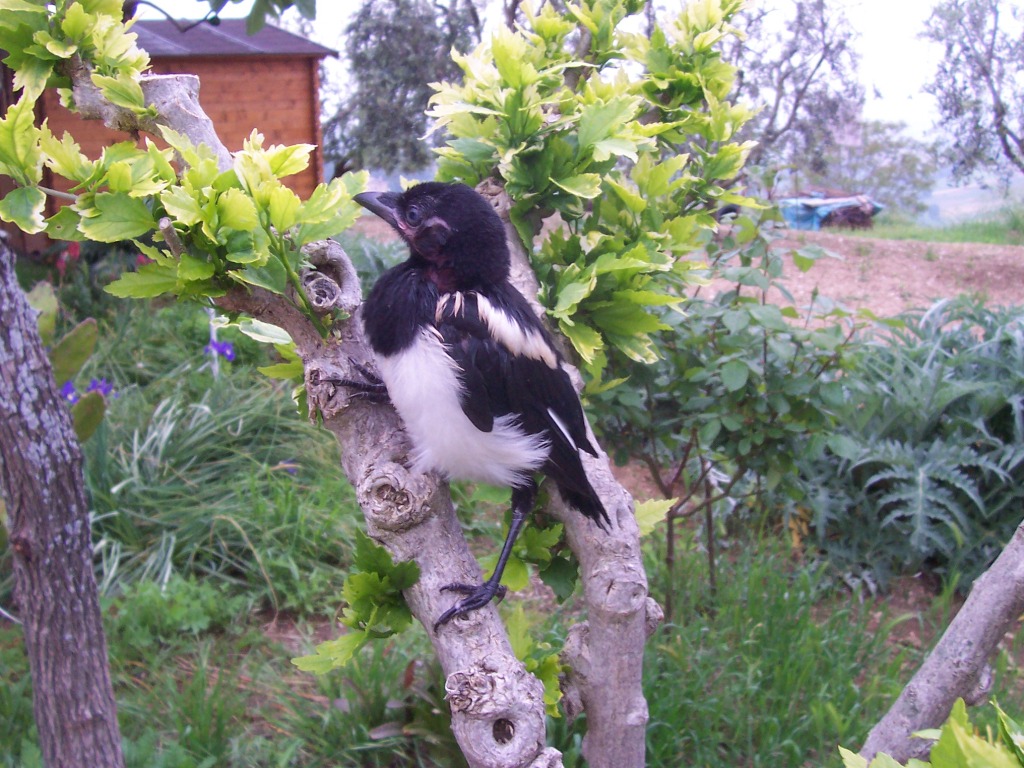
[313,358,388,402]
[433,581,507,631]
[346,356,384,388]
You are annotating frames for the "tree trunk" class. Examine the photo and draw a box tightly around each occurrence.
[0,242,125,767]
[860,516,1024,762]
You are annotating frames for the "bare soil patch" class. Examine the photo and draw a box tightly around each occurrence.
[768,229,1024,318]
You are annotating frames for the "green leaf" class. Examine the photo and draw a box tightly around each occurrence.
[606,177,646,213]
[634,498,675,537]
[235,318,292,345]
[480,552,529,591]
[216,188,259,231]
[351,531,394,575]
[70,390,105,442]
[720,360,749,392]
[553,278,595,317]
[11,56,52,103]
[994,701,1024,762]
[160,185,204,227]
[258,359,304,381]
[266,143,313,178]
[837,746,868,768]
[51,319,98,386]
[0,0,48,14]
[578,97,638,159]
[177,252,215,282]
[827,434,861,461]
[520,523,562,559]
[104,263,178,298]
[552,173,602,199]
[538,555,578,602]
[40,127,94,183]
[559,320,603,364]
[59,2,93,41]
[267,185,301,231]
[44,207,84,241]
[0,186,46,233]
[79,192,156,241]
[222,229,269,265]
[0,95,42,185]
[26,281,58,346]
[491,27,535,88]
[230,257,288,295]
[291,631,369,674]
[91,72,147,112]
[504,603,535,659]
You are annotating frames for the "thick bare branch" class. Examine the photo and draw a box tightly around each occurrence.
[861,517,1024,762]
[66,59,233,171]
[61,62,559,768]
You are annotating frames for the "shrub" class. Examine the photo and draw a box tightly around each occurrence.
[801,298,1024,588]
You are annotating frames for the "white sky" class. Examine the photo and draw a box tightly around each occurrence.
[136,0,946,140]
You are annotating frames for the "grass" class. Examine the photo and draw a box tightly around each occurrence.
[10,520,1022,767]
[850,204,1024,246]
[5,259,1024,766]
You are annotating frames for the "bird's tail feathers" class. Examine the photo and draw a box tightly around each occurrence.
[558,482,611,532]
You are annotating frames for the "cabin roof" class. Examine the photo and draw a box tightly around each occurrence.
[133,18,336,59]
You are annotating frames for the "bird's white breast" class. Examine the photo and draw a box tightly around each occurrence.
[376,327,548,487]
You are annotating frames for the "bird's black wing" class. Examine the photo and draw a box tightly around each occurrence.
[435,286,609,528]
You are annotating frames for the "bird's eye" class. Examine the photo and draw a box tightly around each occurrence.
[405,205,423,226]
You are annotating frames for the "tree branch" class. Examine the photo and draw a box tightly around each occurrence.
[62,49,662,767]
[477,180,662,768]
[58,65,562,768]
[860,516,1024,762]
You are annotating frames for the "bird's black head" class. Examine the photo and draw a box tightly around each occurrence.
[354,182,510,293]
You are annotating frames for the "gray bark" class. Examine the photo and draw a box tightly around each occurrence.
[860,517,1024,762]
[0,239,125,767]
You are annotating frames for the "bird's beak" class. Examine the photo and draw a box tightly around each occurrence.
[354,191,402,232]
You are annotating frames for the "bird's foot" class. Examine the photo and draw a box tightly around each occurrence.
[312,358,388,402]
[433,581,508,631]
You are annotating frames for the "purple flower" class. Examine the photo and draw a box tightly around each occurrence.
[60,380,79,404]
[87,378,116,398]
[205,340,236,362]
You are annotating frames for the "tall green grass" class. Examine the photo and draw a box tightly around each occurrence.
[639,534,906,768]
[84,371,360,613]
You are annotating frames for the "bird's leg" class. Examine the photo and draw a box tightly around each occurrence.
[433,482,537,632]
[312,358,388,401]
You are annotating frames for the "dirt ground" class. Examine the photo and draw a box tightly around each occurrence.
[766,229,1024,318]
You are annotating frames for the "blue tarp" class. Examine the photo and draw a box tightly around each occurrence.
[778,194,884,230]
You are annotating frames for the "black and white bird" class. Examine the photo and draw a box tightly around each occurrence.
[353,182,610,630]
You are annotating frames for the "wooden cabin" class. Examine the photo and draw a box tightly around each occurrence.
[2,19,335,254]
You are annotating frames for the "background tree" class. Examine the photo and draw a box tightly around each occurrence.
[321,0,482,175]
[923,0,1024,185]
[724,0,864,188]
[802,119,938,215]
[0,249,124,767]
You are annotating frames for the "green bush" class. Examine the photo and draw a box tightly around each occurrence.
[799,298,1024,588]
[103,575,249,649]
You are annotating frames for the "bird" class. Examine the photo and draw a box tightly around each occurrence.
[352,181,610,630]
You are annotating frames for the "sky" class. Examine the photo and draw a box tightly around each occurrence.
[136,0,946,140]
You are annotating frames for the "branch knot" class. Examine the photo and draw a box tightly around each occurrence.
[300,240,361,316]
[446,655,548,768]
